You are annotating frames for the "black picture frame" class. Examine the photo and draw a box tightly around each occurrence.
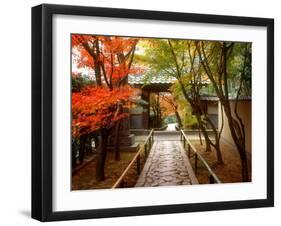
[31,3,274,222]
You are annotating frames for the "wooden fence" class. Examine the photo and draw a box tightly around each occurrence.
[112,129,154,188]
[180,129,221,184]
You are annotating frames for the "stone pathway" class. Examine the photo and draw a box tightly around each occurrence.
[166,123,177,131]
[135,137,198,187]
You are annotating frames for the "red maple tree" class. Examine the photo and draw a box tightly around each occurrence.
[72,85,134,137]
[71,35,139,136]
[72,35,139,88]
[71,34,140,180]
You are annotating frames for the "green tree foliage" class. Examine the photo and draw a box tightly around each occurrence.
[171,82,197,129]
[195,40,251,181]
[150,93,163,128]
[144,39,224,164]
[72,73,95,92]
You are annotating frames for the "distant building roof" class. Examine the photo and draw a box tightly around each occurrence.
[200,96,219,101]
[128,74,176,85]
[128,74,251,101]
[228,96,252,101]
[200,96,251,101]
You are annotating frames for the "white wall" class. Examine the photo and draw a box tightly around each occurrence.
[0,0,279,225]
[219,100,252,156]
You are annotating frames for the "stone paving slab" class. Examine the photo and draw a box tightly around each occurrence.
[135,140,198,187]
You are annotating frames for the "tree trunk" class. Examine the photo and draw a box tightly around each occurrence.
[94,40,102,86]
[72,138,79,167]
[206,116,224,164]
[239,148,249,182]
[94,63,102,86]
[95,128,109,182]
[198,128,203,145]
[78,135,87,164]
[175,110,182,128]
[224,104,249,181]
[112,102,123,161]
[113,121,121,161]
[195,114,211,152]
[214,143,224,164]
[201,127,212,152]
[203,132,212,152]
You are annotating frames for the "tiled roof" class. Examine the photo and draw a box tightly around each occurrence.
[128,74,251,101]
[200,96,219,101]
[200,96,251,101]
[128,74,176,85]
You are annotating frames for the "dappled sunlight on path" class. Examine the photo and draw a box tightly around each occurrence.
[135,133,198,187]
[166,123,177,131]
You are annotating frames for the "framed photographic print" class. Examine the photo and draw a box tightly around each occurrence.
[31,4,274,221]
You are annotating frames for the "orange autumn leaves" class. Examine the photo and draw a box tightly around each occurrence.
[72,35,140,86]
[71,35,140,137]
[72,85,134,137]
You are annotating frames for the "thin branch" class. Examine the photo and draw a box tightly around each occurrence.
[218,101,224,140]
[118,44,137,86]
[168,40,181,78]
[100,63,112,90]
[195,41,223,99]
